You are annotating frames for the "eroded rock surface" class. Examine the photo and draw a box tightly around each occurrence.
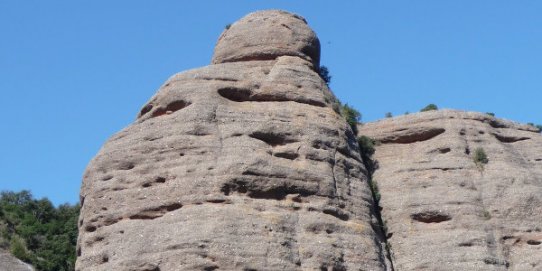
[212,10,320,67]
[77,10,387,271]
[359,110,542,270]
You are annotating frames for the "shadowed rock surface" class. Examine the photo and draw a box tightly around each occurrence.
[77,10,388,271]
[359,110,542,271]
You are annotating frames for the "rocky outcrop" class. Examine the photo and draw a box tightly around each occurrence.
[359,110,542,270]
[212,10,320,67]
[0,249,34,271]
[77,10,388,271]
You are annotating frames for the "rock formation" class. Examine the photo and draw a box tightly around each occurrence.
[77,10,389,271]
[0,249,34,271]
[359,110,542,270]
[77,9,542,271]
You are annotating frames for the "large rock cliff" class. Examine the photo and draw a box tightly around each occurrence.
[77,10,388,271]
[359,110,542,270]
[77,9,542,271]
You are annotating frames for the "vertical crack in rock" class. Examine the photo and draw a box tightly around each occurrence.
[357,137,395,270]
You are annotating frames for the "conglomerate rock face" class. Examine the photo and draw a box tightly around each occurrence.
[77,10,388,271]
[359,110,542,271]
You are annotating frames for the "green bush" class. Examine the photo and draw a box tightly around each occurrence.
[358,136,375,157]
[486,112,495,117]
[385,112,392,118]
[340,104,361,135]
[370,179,381,203]
[473,147,489,165]
[10,235,31,262]
[420,103,438,112]
[225,23,232,29]
[318,65,331,85]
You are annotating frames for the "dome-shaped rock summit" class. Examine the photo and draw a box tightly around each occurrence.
[212,10,321,67]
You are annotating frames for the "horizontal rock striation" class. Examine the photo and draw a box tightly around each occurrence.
[77,10,388,271]
[359,110,542,270]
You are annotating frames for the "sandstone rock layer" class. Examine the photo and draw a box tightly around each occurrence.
[77,10,387,271]
[359,110,542,271]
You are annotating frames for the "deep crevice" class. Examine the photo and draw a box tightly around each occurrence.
[357,137,395,270]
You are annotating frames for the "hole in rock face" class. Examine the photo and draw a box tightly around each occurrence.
[411,211,451,223]
[220,178,315,200]
[155,177,166,183]
[129,203,183,220]
[458,242,473,247]
[432,147,451,154]
[527,240,541,245]
[85,225,97,232]
[139,104,153,117]
[151,100,191,118]
[249,131,296,146]
[493,133,530,143]
[118,162,135,170]
[488,119,507,128]
[323,208,350,221]
[273,152,299,160]
[380,128,445,144]
[217,87,252,102]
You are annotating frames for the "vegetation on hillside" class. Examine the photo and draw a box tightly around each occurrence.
[0,190,79,271]
[318,65,331,85]
[340,103,361,135]
[420,103,438,112]
[473,147,489,170]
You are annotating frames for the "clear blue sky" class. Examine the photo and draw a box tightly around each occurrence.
[1,1,541,205]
